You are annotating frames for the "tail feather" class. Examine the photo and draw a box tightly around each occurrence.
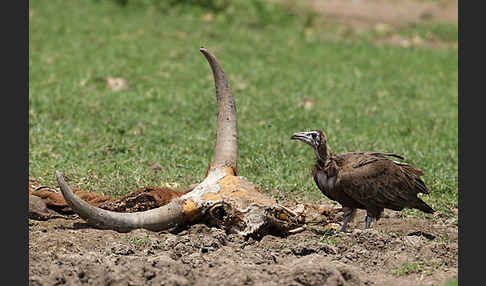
[414,178,429,194]
[399,163,425,177]
[415,198,435,214]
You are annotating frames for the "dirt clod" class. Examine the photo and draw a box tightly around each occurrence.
[28,177,457,286]
[29,211,457,286]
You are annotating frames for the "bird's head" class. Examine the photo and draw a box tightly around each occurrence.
[291,129,329,162]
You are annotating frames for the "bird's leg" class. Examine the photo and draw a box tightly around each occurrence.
[340,207,356,232]
[340,213,352,232]
[365,215,372,229]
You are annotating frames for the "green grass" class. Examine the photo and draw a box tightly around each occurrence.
[29,0,458,218]
[125,234,152,248]
[394,261,425,276]
[353,19,458,47]
[397,21,458,43]
[319,230,340,245]
[440,279,458,286]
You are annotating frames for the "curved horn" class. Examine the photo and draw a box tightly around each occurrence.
[54,48,237,231]
[200,48,238,174]
[56,171,185,231]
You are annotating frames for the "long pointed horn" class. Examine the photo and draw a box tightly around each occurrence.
[53,48,238,231]
[56,171,185,231]
[200,48,238,175]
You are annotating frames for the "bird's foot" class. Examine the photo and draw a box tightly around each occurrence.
[364,215,372,229]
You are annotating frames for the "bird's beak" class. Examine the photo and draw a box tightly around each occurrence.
[291,132,312,144]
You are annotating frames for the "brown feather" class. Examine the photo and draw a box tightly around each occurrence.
[292,130,434,225]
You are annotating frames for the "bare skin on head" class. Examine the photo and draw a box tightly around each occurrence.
[291,129,434,232]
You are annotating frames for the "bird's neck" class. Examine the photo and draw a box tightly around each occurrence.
[315,144,331,169]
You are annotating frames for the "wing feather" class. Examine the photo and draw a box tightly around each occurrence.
[335,154,423,211]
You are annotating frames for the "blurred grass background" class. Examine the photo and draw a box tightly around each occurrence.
[29,0,457,217]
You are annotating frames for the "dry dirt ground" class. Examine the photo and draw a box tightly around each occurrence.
[308,0,457,26]
[280,0,458,48]
[29,181,458,286]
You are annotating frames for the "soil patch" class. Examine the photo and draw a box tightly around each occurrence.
[278,0,458,48]
[309,0,457,27]
[29,204,457,285]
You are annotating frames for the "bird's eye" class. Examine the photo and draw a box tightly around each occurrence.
[311,133,317,139]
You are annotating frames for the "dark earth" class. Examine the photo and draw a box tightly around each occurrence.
[29,179,458,286]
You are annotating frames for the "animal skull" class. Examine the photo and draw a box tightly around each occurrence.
[56,48,300,236]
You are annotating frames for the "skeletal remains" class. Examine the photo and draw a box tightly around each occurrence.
[55,48,301,236]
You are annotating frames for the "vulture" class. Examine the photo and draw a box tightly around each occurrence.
[291,130,434,232]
